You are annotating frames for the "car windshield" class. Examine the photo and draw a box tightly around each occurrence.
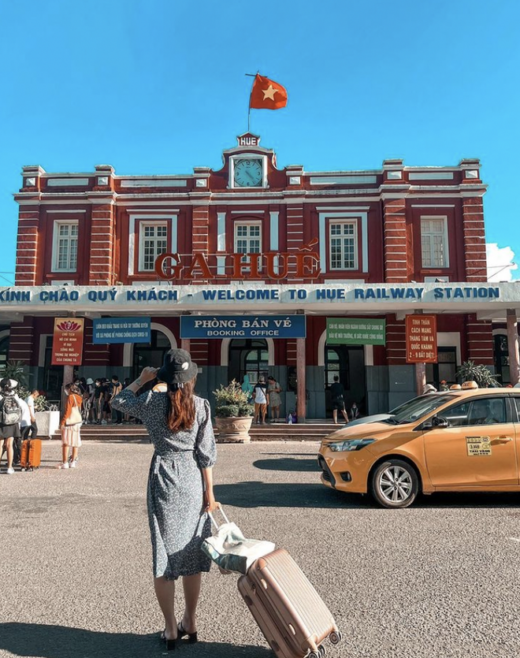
[383,394,454,425]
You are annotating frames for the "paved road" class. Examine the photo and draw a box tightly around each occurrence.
[1,440,519,658]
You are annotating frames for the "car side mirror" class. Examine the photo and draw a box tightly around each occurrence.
[432,416,449,428]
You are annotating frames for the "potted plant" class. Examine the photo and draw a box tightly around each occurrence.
[213,380,254,443]
[457,360,499,388]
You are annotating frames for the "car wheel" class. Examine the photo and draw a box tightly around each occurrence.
[370,459,419,509]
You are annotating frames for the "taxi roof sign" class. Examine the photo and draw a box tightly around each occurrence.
[461,381,479,390]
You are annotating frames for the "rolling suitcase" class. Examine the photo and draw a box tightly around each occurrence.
[239,549,342,658]
[20,439,42,471]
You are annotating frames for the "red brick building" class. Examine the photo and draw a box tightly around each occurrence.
[2,132,511,417]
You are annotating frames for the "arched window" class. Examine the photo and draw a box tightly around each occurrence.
[228,339,268,385]
[133,330,171,378]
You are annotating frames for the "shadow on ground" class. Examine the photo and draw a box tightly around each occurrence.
[253,458,319,472]
[215,481,361,508]
[0,623,274,658]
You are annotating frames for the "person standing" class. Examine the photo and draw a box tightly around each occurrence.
[93,379,104,424]
[330,376,349,424]
[59,384,83,469]
[267,376,282,422]
[253,376,269,425]
[110,375,123,425]
[0,379,23,474]
[24,390,39,440]
[111,349,218,650]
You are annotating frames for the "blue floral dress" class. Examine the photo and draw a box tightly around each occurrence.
[112,389,217,580]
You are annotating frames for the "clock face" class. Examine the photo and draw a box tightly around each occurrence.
[234,159,263,187]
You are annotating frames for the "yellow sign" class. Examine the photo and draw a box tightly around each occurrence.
[466,436,492,456]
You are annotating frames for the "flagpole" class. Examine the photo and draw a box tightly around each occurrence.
[245,73,258,132]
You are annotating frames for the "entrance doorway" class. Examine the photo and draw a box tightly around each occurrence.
[133,330,171,379]
[426,346,458,389]
[43,335,64,403]
[324,344,366,414]
[228,339,268,386]
[493,334,510,385]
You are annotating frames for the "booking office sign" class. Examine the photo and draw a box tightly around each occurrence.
[180,315,306,339]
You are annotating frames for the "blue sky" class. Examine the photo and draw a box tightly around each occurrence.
[0,0,519,284]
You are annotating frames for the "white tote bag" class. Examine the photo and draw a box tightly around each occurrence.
[201,506,275,575]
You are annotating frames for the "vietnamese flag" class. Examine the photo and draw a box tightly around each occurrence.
[249,74,288,110]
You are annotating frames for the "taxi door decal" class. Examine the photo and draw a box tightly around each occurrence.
[466,436,492,456]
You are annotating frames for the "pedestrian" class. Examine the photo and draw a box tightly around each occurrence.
[350,401,360,421]
[253,376,269,425]
[110,375,123,425]
[101,378,111,424]
[267,376,282,421]
[59,383,83,469]
[17,395,32,465]
[111,349,218,650]
[330,376,349,424]
[0,378,23,474]
[23,389,39,441]
[93,379,104,424]
[83,378,95,424]
[241,374,253,402]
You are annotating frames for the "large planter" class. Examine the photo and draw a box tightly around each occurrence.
[35,410,61,439]
[215,416,253,443]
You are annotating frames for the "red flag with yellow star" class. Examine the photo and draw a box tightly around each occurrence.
[249,74,288,110]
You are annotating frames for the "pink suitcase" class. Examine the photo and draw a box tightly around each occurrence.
[238,549,342,658]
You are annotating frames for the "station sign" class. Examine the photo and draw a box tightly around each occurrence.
[180,315,306,339]
[51,318,84,366]
[406,315,437,363]
[326,318,386,345]
[93,317,151,344]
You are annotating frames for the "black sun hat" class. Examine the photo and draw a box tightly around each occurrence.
[157,349,198,385]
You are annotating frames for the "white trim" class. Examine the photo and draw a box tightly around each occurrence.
[318,330,327,367]
[269,212,279,251]
[123,322,177,367]
[47,178,89,186]
[492,328,507,336]
[217,212,226,251]
[220,337,275,367]
[411,204,455,208]
[51,219,79,273]
[319,211,368,274]
[231,209,264,214]
[121,179,187,188]
[46,209,87,213]
[311,175,377,185]
[228,153,268,189]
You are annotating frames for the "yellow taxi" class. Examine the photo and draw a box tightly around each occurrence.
[318,383,520,508]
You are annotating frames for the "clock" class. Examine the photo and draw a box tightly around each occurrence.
[234,159,263,187]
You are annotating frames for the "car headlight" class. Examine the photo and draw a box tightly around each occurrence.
[328,438,376,452]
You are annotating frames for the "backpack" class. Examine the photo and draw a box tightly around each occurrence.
[1,395,22,425]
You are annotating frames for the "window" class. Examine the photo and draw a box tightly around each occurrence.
[329,222,357,270]
[139,224,168,271]
[53,222,78,272]
[234,224,261,254]
[443,397,507,427]
[421,217,448,268]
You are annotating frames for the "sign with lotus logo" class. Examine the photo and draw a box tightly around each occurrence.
[52,317,85,366]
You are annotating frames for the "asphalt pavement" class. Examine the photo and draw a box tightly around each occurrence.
[1,440,519,658]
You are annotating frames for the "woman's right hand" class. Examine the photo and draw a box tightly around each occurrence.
[138,366,158,384]
[204,491,220,513]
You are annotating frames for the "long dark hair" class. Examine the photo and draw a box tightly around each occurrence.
[167,379,196,432]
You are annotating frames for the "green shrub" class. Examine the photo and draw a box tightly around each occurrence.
[216,404,240,418]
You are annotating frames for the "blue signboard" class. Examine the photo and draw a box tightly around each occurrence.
[93,317,151,344]
[181,315,306,339]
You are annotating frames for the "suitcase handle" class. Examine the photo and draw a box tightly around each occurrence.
[207,504,230,530]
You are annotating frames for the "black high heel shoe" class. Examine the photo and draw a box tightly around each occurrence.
[178,621,198,644]
[160,630,177,651]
